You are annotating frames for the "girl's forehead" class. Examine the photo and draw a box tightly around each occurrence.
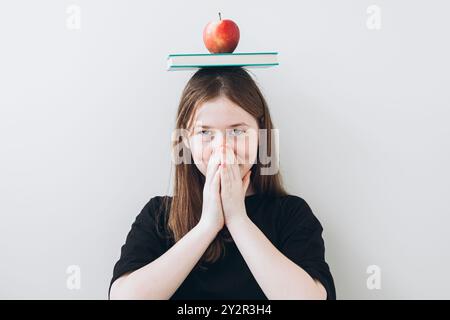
[193,98,256,127]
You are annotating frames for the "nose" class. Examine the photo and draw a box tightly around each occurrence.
[218,147,239,167]
[211,132,230,151]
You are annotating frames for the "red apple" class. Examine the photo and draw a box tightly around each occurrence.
[203,13,240,53]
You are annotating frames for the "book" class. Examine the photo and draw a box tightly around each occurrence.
[166,52,279,71]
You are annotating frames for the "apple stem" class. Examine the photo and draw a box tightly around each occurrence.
[218,12,221,20]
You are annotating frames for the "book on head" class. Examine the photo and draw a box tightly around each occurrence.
[167,52,279,71]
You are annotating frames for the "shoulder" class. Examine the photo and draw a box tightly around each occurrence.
[142,195,172,215]
[277,194,308,210]
[275,194,322,231]
[273,194,310,215]
[133,195,173,231]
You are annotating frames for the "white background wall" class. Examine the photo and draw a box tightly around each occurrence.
[1,0,449,299]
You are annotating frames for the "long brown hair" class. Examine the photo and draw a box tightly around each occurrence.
[165,67,288,268]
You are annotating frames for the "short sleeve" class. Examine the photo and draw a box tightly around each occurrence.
[108,196,168,299]
[277,196,336,300]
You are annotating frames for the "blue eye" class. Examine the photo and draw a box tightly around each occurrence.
[199,130,212,136]
[229,129,244,136]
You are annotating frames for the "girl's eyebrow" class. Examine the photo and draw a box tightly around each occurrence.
[195,122,249,129]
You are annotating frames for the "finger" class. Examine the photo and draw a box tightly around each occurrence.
[220,146,227,168]
[220,146,232,164]
[220,163,231,189]
[231,159,240,181]
[226,146,236,164]
[229,151,240,181]
[223,145,237,179]
[222,146,239,179]
[205,150,221,184]
[211,165,221,192]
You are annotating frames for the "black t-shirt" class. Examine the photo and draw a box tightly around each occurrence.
[109,194,336,300]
